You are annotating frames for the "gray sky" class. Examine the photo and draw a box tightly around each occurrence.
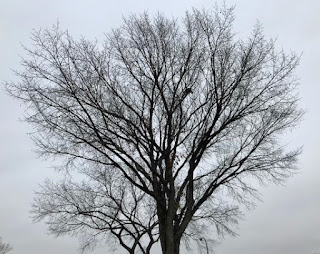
[1,0,319,253]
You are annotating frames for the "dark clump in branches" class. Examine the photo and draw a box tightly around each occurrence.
[6,5,302,254]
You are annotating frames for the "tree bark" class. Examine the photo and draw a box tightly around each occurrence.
[158,202,181,254]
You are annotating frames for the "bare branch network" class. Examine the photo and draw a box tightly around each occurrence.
[6,5,302,254]
[0,238,13,254]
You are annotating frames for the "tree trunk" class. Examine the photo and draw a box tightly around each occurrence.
[158,204,181,254]
[174,238,181,254]
[161,227,181,254]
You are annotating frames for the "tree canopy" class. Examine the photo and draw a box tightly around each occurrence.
[6,5,302,254]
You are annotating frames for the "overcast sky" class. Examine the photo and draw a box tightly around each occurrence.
[1,0,319,253]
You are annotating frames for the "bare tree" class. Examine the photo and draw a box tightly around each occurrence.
[0,238,12,254]
[6,5,303,254]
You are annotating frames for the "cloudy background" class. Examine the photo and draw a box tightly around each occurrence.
[1,0,319,253]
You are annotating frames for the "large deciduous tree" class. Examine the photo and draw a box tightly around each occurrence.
[7,5,302,254]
